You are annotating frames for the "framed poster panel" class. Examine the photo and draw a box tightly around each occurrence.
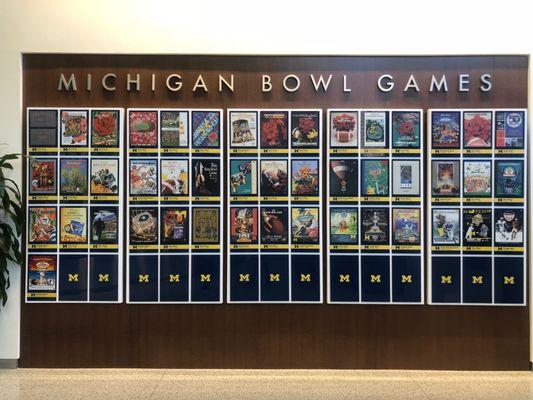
[26,107,123,303]
[327,109,424,304]
[227,109,323,303]
[427,109,527,305]
[126,108,223,303]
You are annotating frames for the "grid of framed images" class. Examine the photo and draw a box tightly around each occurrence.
[227,109,323,303]
[428,109,527,305]
[127,108,223,303]
[26,107,123,303]
[25,106,527,306]
[327,109,424,304]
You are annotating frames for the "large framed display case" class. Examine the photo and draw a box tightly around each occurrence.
[327,109,424,304]
[21,54,529,370]
[126,108,224,303]
[26,107,124,303]
[428,108,527,305]
[226,108,323,303]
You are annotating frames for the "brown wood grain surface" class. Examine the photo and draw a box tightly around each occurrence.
[21,55,529,369]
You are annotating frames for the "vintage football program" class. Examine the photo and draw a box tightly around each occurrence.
[494,208,523,247]
[495,160,524,198]
[59,206,88,243]
[463,160,491,198]
[495,111,525,149]
[90,207,119,244]
[90,158,119,196]
[392,208,420,246]
[362,111,386,148]
[291,207,319,245]
[431,111,460,149]
[291,159,319,198]
[28,207,57,244]
[91,110,119,148]
[27,255,57,300]
[29,158,57,195]
[360,208,389,246]
[290,111,320,148]
[192,159,220,197]
[260,159,288,197]
[260,111,288,149]
[61,110,88,147]
[160,159,188,196]
[392,111,420,148]
[260,207,288,245]
[432,208,460,246]
[230,159,257,196]
[463,111,492,148]
[130,159,158,196]
[330,207,358,245]
[230,207,258,245]
[129,111,158,148]
[391,159,419,197]
[192,208,219,244]
[192,111,220,149]
[60,158,88,196]
[431,160,460,198]
[361,159,389,197]
[129,208,158,245]
[329,160,358,198]
[230,111,257,148]
[160,207,189,245]
[330,111,358,148]
[160,110,188,148]
[463,208,492,247]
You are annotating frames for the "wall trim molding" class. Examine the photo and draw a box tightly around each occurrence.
[0,359,18,369]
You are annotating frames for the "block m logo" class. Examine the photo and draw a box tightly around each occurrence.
[339,274,350,283]
[138,274,149,283]
[200,274,211,282]
[441,275,452,284]
[239,274,250,282]
[370,275,381,283]
[68,274,78,282]
[300,274,311,282]
[401,275,412,283]
[504,276,515,285]
[472,276,483,284]
[98,274,109,282]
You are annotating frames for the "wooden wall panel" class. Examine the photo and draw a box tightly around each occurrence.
[21,55,529,369]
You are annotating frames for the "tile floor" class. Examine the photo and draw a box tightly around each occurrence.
[0,369,532,399]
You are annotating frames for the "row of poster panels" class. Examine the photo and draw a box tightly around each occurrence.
[26,108,123,302]
[226,109,323,302]
[428,109,527,305]
[326,109,424,304]
[24,107,528,306]
[126,109,224,303]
